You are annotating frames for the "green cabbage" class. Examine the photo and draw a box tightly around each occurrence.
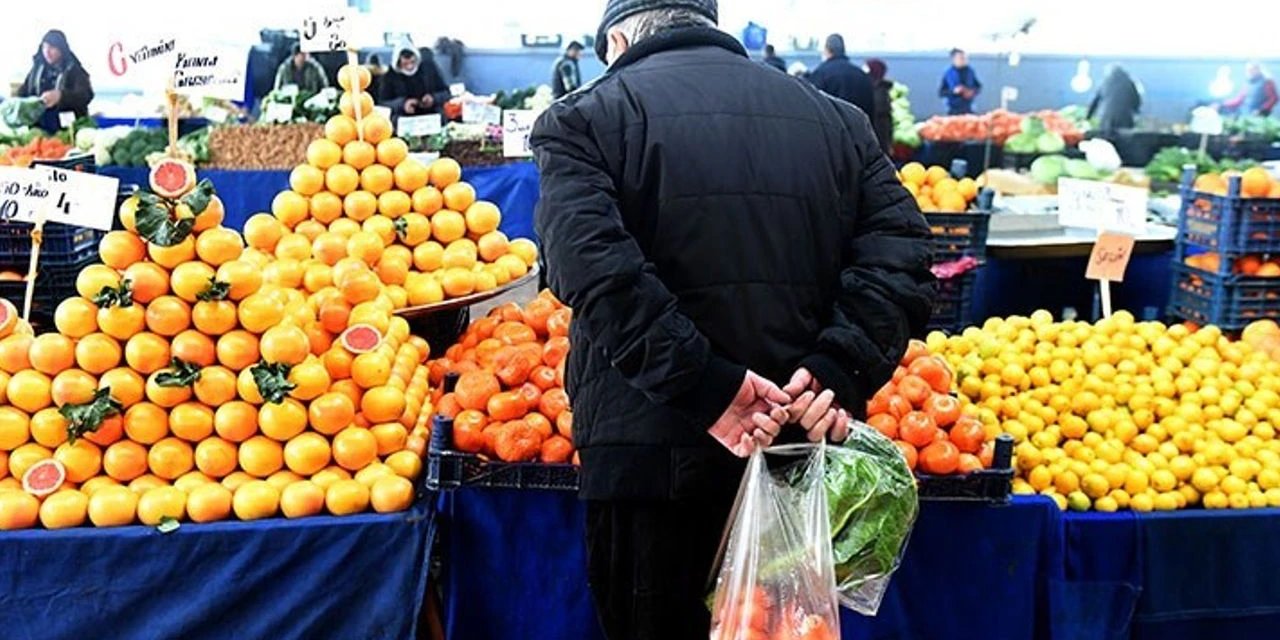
[1030,154,1069,185]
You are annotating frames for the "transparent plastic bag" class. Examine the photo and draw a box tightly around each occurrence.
[708,443,841,640]
[707,424,919,639]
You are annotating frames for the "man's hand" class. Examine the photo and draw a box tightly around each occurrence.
[777,368,850,443]
[404,98,420,115]
[708,371,791,457]
[40,90,60,108]
[420,94,436,109]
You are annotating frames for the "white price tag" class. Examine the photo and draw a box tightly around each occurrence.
[263,102,295,123]
[1057,178,1148,235]
[172,45,247,102]
[449,83,466,98]
[300,11,353,53]
[58,112,76,128]
[462,101,502,125]
[204,105,231,124]
[0,166,119,231]
[502,110,536,158]
[408,152,440,166]
[277,84,300,98]
[1190,107,1224,136]
[397,115,442,137]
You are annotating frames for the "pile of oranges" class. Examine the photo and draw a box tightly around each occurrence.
[264,64,537,310]
[429,292,575,464]
[1192,167,1280,199]
[897,162,980,213]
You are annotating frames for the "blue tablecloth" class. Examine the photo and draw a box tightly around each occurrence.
[98,162,541,242]
[0,498,434,640]
[437,491,1280,640]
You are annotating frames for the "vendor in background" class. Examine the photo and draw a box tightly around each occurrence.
[551,41,584,98]
[1221,62,1278,117]
[18,30,93,132]
[867,58,893,154]
[379,45,451,116]
[365,53,388,100]
[938,48,981,115]
[1087,65,1142,136]
[761,44,785,72]
[273,45,328,94]
[808,34,874,118]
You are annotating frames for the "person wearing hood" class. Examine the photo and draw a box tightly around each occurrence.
[273,44,329,94]
[1087,65,1142,135]
[18,30,94,131]
[378,45,451,116]
[867,58,894,154]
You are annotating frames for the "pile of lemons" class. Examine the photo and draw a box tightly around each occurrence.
[927,310,1280,512]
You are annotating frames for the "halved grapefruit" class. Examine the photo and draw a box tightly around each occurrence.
[340,324,383,354]
[0,298,17,338]
[22,459,66,498]
[149,158,197,199]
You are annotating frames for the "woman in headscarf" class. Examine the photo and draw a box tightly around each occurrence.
[866,58,893,155]
[377,43,450,117]
[18,30,94,131]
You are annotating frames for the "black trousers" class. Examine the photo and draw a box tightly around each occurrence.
[585,496,736,640]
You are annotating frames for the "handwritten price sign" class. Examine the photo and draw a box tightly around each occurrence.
[1086,231,1135,282]
[300,11,352,52]
[1058,178,1148,235]
[0,166,119,231]
[502,110,536,158]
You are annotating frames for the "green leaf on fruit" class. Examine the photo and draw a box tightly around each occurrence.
[181,179,215,215]
[92,280,134,308]
[135,191,195,247]
[197,279,231,302]
[60,388,124,444]
[251,361,296,404]
[155,358,202,387]
[157,516,181,534]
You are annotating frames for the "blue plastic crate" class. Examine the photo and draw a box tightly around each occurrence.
[0,221,102,267]
[923,211,991,265]
[0,254,99,330]
[1177,168,1280,255]
[1167,262,1280,330]
[926,271,977,335]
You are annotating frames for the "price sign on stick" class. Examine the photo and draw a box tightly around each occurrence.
[1085,231,1135,318]
[300,11,353,53]
[1058,178,1148,235]
[0,166,119,231]
[502,110,536,158]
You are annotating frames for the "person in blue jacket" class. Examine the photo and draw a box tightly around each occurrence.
[938,48,981,115]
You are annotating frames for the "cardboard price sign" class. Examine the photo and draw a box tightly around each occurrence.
[502,110,536,158]
[397,115,443,137]
[1058,178,1148,235]
[462,101,502,125]
[300,11,353,52]
[1086,232,1135,282]
[172,45,247,102]
[0,166,119,231]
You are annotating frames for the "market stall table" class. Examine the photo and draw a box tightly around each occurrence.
[0,497,434,640]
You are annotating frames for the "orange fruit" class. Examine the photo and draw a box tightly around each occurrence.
[361,386,406,424]
[442,240,478,269]
[238,435,284,478]
[325,114,359,145]
[237,292,284,334]
[103,440,149,481]
[0,490,39,530]
[72,333,121,375]
[50,369,97,407]
[412,186,443,215]
[376,138,409,167]
[343,140,377,171]
[190,436,236,479]
[124,332,169,375]
[284,432,331,476]
[311,465,351,490]
[244,213,284,251]
[144,296,192,336]
[169,402,215,442]
[290,163,326,196]
[122,262,169,304]
[216,330,260,371]
[899,162,926,186]
[148,236,196,269]
[360,114,393,145]
[193,196,225,232]
[509,238,538,267]
[1241,167,1274,198]
[363,215,397,246]
[385,449,423,480]
[390,157,428,192]
[0,335,31,375]
[191,300,237,336]
[325,478,370,515]
[326,163,360,196]
[76,264,122,300]
[346,230,385,266]
[431,210,466,243]
[338,268,382,306]
[8,370,51,413]
[378,190,412,218]
[212,401,258,443]
[339,91,374,119]
[351,353,392,389]
[370,422,408,456]
[360,163,395,195]
[280,480,326,518]
[86,485,138,527]
[29,408,67,447]
[397,213,432,247]
[136,485,186,525]
[494,255,529,280]
[341,190,377,222]
[123,402,168,444]
[441,268,477,298]
[428,158,462,189]
[171,330,216,367]
[273,233,312,262]
[307,138,343,170]
[308,391,356,435]
[936,191,967,213]
[218,470,252,492]
[195,227,244,267]
[144,370,191,407]
[260,325,311,366]
[186,482,233,523]
[148,437,194,480]
[442,182,476,212]
[232,480,280,520]
[370,475,414,513]
[7,442,51,479]
[54,439,101,482]
[287,358,331,401]
[925,165,949,185]
[39,489,89,529]
[477,231,510,262]
[29,333,75,375]
[307,191,342,225]
[217,260,264,300]
[54,298,98,338]
[332,426,378,470]
[259,398,308,441]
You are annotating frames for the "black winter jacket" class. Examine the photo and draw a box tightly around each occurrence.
[808,55,875,119]
[531,28,934,501]
[378,47,451,116]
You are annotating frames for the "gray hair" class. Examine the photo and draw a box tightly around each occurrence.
[612,7,714,46]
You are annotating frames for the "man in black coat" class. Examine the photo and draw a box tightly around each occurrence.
[551,41,584,98]
[807,33,875,118]
[531,2,934,638]
[378,44,451,116]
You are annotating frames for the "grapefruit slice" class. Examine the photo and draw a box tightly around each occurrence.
[0,298,17,338]
[340,324,383,354]
[22,459,66,498]
[149,158,197,199]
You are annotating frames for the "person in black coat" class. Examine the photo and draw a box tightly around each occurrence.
[18,30,94,132]
[551,41,584,98]
[532,2,935,637]
[867,58,894,155]
[807,33,875,117]
[761,43,785,72]
[378,44,450,116]
[1088,65,1142,135]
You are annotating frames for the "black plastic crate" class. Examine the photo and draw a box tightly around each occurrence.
[926,271,977,335]
[0,254,98,328]
[33,152,96,174]
[1167,262,1280,330]
[1176,169,1280,255]
[427,450,580,491]
[923,212,991,265]
[916,434,1014,503]
[0,221,102,266]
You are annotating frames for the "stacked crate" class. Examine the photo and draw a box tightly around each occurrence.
[924,212,991,334]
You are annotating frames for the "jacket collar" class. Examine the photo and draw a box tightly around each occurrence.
[608,27,746,73]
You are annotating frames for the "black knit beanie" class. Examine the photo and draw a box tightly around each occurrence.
[595,0,718,60]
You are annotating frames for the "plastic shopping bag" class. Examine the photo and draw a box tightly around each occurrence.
[708,443,840,640]
[708,424,919,640]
